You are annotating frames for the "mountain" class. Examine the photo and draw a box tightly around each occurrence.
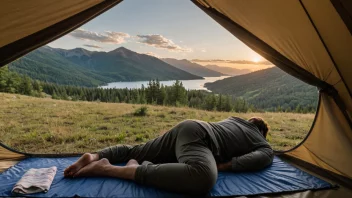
[55,47,203,82]
[205,67,318,111]
[9,46,202,87]
[162,58,224,77]
[8,46,110,87]
[203,64,251,76]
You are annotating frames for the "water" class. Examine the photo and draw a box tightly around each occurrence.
[100,76,230,91]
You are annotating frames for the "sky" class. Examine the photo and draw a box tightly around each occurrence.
[48,0,269,69]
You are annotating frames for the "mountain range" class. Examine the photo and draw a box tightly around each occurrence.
[7,45,318,111]
[162,58,224,77]
[205,67,318,111]
[8,46,203,87]
[203,65,251,76]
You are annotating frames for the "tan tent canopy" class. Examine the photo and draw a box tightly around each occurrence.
[0,0,122,66]
[191,0,352,181]
[0,0,351,197]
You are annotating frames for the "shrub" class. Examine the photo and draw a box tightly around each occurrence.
[135,134,144,141]
[133,106,148,116]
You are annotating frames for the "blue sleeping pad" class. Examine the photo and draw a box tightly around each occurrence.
[0,156,333,197]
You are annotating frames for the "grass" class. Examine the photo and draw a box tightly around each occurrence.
[0,93,314,153]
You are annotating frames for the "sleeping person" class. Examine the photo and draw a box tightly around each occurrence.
[64,117,274,195]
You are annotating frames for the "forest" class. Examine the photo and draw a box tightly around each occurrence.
[205,67,318,112]
[0,66,315,113]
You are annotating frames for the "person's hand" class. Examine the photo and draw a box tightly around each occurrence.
[216,161,231,171]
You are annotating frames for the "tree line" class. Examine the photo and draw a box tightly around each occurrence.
[0,66,315,113]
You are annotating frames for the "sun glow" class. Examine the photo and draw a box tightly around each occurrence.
[252,57,261,63]
[251,51,263,63]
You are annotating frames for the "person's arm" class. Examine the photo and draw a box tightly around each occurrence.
[217,147,274,172]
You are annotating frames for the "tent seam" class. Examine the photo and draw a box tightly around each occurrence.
[299,0,352,103]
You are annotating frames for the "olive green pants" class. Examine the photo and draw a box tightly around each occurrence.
[97,120,218,195]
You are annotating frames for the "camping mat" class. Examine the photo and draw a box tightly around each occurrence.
[0,156,333,197]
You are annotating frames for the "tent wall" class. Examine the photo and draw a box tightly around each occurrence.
[301,0,352,116]
[0,0,122,67]
[288,93,352,177]
[0,145,25,173]
[330,0,352,35]
[193,0,352,180]
[0,0,102,48]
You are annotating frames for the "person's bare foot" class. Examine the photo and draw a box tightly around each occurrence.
[64,153,99,177]
[73,158,111,177]
[126,159,139,167]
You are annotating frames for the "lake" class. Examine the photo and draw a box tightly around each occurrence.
[100,76,230,91]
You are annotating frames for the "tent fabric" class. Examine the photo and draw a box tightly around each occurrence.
[0,144,25,173]
[0,156,333,197]
[304,0,352,98]
[331,0,352,34]
[0,0,103,48]
[288,93,352,177]
[193,0,352,180]
[301,0,352,115]
[0,0,122,67]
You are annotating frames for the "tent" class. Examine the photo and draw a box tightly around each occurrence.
[0,0,351,197]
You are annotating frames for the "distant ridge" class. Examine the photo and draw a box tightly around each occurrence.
[9,46,202,87]
[162,58,224,77]
[203,64,251,76]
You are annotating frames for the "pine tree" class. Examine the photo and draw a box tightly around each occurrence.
[223,95,232,112]
[19,76,33,95]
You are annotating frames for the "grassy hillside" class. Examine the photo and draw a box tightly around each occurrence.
[9,46,202,87]
[0,93,314,153]
[205,67,318,111]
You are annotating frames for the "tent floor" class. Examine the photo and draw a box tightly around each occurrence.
[256,157,352,198]
[0,156,335,197]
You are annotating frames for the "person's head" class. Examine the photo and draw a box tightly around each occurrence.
[248,117,269,139]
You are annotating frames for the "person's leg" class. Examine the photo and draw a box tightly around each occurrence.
[66,120,218,195]
[65,121,182,177]
[134,120,218,195]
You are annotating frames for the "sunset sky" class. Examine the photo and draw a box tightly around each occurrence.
[48,0,271,70]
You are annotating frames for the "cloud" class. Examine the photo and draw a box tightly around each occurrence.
[144,52,161,58]
[136,34,192,52]
[192,59,273,65]
[83,44,102,49]
[69,29,130,44]
[200,49,207,53]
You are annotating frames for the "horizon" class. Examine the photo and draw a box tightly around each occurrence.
[47,0,271,71]
[46,45,273,71]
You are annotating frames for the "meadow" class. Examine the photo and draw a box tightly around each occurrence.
[0,93,314,153]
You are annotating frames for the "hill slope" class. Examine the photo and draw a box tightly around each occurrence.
[205,67,318,111]
[9,46,109,87]
[204,64,251,76]
[0,93,314,152]
[162,58,224,77]
[9,46,202,87]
